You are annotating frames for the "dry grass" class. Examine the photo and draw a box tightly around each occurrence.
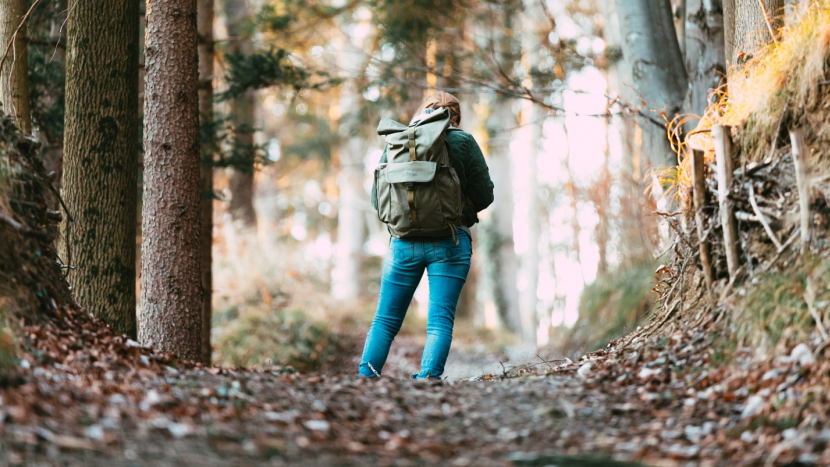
[675,1,830,190]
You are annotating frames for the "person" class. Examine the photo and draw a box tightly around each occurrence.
[359,91,495,379]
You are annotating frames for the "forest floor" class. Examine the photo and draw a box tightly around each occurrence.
[2,307,830,466]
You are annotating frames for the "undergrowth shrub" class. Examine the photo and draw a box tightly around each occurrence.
[214,306,357,372]
[735,257,830,351]
[562,262,657,353]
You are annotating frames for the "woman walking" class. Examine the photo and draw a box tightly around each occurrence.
[359,91,494,379]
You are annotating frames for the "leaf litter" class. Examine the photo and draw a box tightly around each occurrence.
[0,305,829,466]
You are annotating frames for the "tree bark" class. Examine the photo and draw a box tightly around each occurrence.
[198,0,214,365]
[615,0,688,167]
[723,0,783,69]
[140,0,203,360]
[223,0,257,228]
[598,0,653,268]
[60,0,140,337]
[684,0,726,120]
[0,0,32,134]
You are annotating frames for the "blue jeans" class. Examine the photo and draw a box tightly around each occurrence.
[359,230,472,379]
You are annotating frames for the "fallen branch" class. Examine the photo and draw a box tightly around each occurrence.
[748,184,783,250]
[756,228,800,274]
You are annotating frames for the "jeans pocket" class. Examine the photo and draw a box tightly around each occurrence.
[389,240,414,263]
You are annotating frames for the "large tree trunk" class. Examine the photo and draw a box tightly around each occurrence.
[331,33,367,301]
[140,0,203,360]
[198,0,214,365]
[60,0,140,337]
[684,0,726,119]
[723,0,783,69]
[615,0,688,168]
[599,0,650,268]
[223,0,257,228]
[0,0,31,134]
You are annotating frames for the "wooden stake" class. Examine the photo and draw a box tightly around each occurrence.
[790,128,810,254]
[691,149,715,297]
[712,125,740,280]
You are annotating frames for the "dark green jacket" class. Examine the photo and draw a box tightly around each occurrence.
[371,129,495,228]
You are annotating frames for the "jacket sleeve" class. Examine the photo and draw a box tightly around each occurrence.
[463,135,495,213]
[370,145,388,211]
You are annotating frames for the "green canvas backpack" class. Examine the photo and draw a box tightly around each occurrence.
[374,108,464,239]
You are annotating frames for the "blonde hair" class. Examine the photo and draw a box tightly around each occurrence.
[416,91,461,127]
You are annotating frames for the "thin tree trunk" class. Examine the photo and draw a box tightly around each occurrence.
[198,0,214,365]
[595,118,612,276]
[615,0,688,168]
[43,0,67,201]
[60,0,140,337]
[331,34,367,301]
[141,0,203,360]
[723,0,783,69]
[684,0,726,120]
[456,80,484,323]
[0,0,32,134]
[484,98,522,333]
[224,0,257,228]
[518,0,544,344]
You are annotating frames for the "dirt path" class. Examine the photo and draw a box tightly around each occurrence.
[3,310,829,466]
[1,368,667,466]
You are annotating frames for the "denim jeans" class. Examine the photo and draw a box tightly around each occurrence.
[359,230,472,379]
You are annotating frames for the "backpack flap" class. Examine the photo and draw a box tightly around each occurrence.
[385,161,437,184]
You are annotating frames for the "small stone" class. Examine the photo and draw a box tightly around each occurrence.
[109,394,127,406]
[167,422,193,438]
[84,425,104,441]
[791,344,815,366]
[303,420,329,432]
[577,363,592,377]
[742,395,765,419]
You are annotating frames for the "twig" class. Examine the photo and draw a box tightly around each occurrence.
[536,354,554,371]
[748,183,783,250]
[25,37,65,49]
[366,362,381,378]
[756,0,778,44]
[46,182,73,274]
[756,227,799,274]
[805,278,829,341]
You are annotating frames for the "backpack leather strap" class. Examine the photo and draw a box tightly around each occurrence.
[407,128,419,227]
[408,127,417,162]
